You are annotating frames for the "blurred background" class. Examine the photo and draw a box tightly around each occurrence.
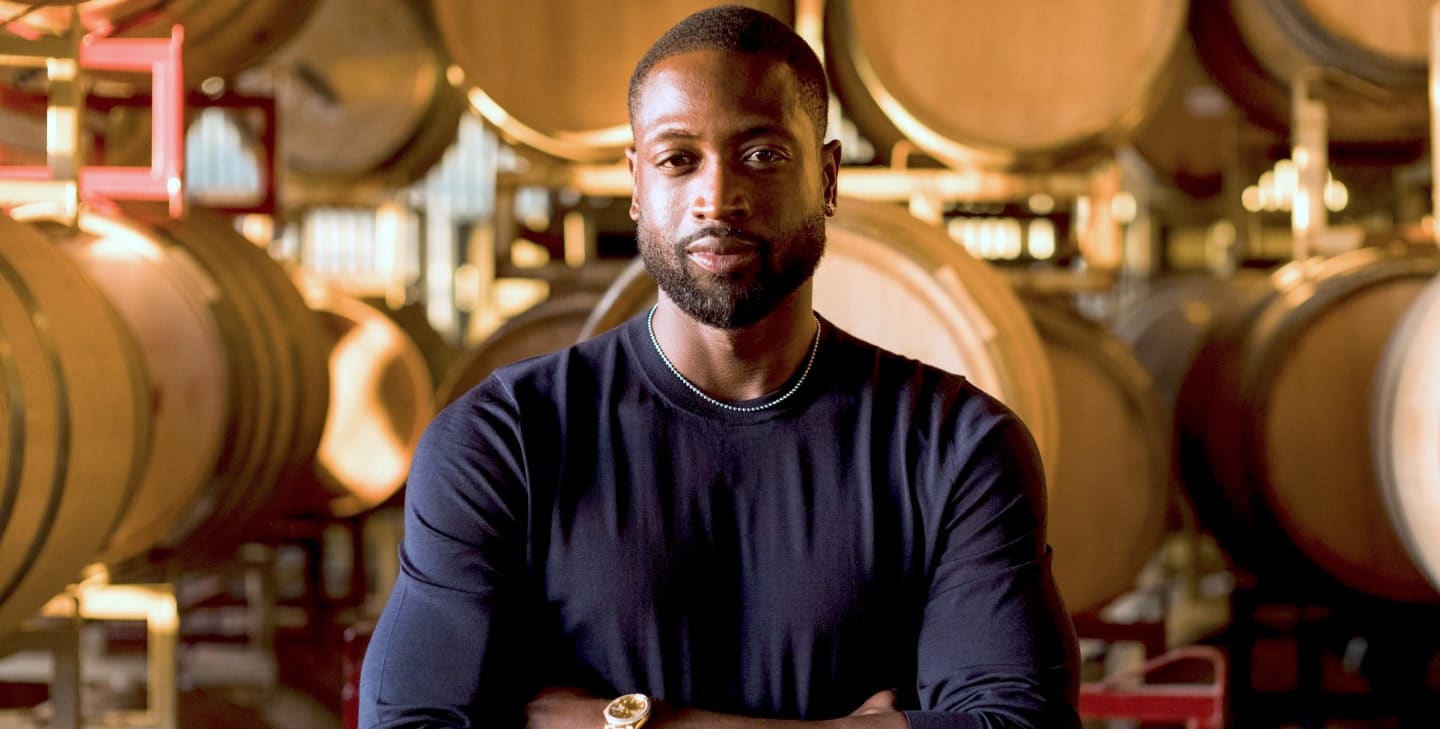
[1,1,1439,727]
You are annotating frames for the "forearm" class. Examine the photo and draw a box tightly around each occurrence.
[655,706,909,729]
[525,688,909,729]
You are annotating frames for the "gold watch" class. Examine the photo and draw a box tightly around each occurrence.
[603,693,652,728]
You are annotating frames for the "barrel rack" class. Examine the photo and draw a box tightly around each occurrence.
[0,574,179,729]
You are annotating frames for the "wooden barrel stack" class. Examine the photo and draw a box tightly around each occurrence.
[14,207,332,561]
[438,292,605,407]
[1176,248,1440,603]
[0,215,149,640]
[824,0,1188,170]
[0,0,319,85]
[1190,0,1430,154]
[1025,301,1169,615]
[233,0,466,198]
[9,204,232,567]
[3,0,1440,672]
[429,0,795,161]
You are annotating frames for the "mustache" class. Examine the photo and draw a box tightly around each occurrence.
[676,226,768,249]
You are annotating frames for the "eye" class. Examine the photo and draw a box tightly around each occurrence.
[655,151,696,170]
[743,147,787,166]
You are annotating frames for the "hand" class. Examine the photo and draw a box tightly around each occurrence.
[525,686,609,729]
[848,689,898,716]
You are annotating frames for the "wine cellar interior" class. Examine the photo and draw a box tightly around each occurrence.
[3,1,1440,727]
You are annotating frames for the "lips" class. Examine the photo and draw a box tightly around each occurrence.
[686,236,759,274]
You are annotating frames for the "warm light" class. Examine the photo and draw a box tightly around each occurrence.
[1242,185,1263,213]
[319,316,413,502]
[1028,193,1055,215]
[454,263,482,313]
[1324,178,1349,212]
[1274,159,1298,202]
[1000,219,1023,260]
[239,214,275,246]
[511,239,551,268]
[1293,192,1311,233]
[375,202,407,278]
[1244,158,1348,214]
[1110,192,1137,225]
[1027,219,1056,260]
[495,278,551,317]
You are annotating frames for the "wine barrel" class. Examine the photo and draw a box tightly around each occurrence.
[114,205,330,562]
[234,0,465,198]
[1111,275,1265,421]
[1373,274,1440,593]
[824,0,1188,170]
[1027,301,1168,614]
[1126,37,1242,203]
[362,299,458,393]
[299,288,435,518]
[580,198,1058,470]
[1190,0,1430,151]
[0,214,148,639]
[438,293,603,408]
[10,205,230,566]
[429,0,794,162]
[0,0,318,85]
[1177,247,1440,602]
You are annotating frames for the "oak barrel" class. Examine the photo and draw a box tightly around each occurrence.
[1111,275,1264,422]
[299,287,435,518]
[1373,274,1440,593]
[1027,301,1168,614]
[1177,248,1440,602]
[824,0,1188,170]
[235,0,465,197]
[580,198,1058,470]
[0,0,318,85]
[1190,0,1430,151]
[0,214,148,639]
[115,206,330,562]
[438,293,604,408]
[429,0,794,161]
[10,204,231,566]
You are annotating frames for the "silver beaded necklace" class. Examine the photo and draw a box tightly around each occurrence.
[646,304,822,413]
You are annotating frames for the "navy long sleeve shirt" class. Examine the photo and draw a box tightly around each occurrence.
[360,313,1079,728]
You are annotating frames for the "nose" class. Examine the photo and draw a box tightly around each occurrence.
[690,159,750,222]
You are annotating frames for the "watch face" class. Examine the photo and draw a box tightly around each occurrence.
[605,693,651,725]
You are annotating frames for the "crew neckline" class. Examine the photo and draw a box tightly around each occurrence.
[621,311,837,424]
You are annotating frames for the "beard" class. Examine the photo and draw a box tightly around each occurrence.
[636,211,827,329]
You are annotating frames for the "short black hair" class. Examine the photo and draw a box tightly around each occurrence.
[628,5,829,142]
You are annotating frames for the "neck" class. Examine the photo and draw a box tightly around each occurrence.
[651,287,817,402]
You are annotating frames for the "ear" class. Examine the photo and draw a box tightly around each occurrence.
[626,146,640,221]
[821,139,842,215]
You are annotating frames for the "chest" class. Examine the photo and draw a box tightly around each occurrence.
[532,416,921,635]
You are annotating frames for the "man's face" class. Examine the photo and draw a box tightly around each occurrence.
[626,49,840,329]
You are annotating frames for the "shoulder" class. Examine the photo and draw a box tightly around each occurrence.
[825,322,1042,491]
[827,321,1024,437]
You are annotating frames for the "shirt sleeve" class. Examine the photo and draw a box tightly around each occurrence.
[359,377,538,729]
[903,406,1081,729]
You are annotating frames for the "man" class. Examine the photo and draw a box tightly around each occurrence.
[360,6,1079,728]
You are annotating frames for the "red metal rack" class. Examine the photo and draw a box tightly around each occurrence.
[0,20,185,217]
[1080,645,1227,729]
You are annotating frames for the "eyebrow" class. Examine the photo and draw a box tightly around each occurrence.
[643,124,797,145]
